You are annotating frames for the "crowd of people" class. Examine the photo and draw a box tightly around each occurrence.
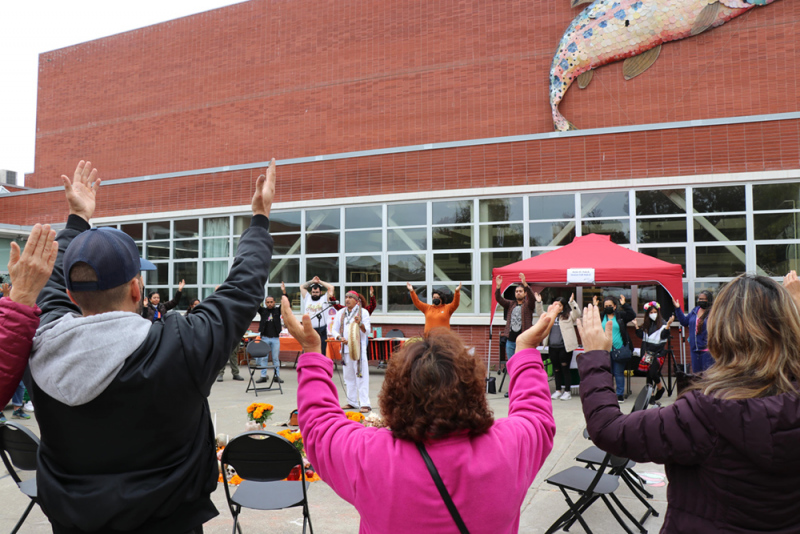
[2,158,800,534]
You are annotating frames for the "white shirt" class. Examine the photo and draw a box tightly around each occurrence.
[331,306,371,354]
[302,293,330,329]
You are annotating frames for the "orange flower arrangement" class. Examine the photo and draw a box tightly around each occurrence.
[246,402,274,426]
[345,411,366,424]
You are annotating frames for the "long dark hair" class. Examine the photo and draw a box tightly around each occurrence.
[697,290,713,330]
[554,297,570,320]
[642,304,664,331]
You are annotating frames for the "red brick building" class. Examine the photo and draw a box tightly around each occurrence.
[1,0,798,365]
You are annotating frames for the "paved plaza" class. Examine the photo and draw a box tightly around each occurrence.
[1,363,669,533]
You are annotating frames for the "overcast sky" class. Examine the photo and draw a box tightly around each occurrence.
[0,0,247,185]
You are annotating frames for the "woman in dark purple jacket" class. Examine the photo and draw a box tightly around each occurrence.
[577,274,800,534]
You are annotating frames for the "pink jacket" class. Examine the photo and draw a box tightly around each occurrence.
[0,297,40,407]
[297,348,555,533]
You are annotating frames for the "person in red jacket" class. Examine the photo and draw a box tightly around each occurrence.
[577,274,800,533]
[0,223,58,422]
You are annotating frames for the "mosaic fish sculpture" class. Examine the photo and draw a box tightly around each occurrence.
[549,0,778,131]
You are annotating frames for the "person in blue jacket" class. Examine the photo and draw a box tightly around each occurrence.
[673,291,713,373]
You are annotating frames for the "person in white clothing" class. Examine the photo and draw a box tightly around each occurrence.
[332,290,372,413]
[301,276,335,356]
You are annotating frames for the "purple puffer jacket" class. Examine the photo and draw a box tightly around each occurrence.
[0,297,40,407]
[579,349,800,534]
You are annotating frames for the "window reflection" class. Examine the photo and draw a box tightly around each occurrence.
[695,245,745,277]
[345,229,382,253]
[346,206,382,229]
[270,211,302,233]
[693,186,745,213]
[306,233,339,254]
[479,198,523,222]
[481,250,523,281]
[269,258,300,284]
[387,203,426,227]
[346,256,381,284]
[635,190,686,216]
[479,224,523,248]
[754,213,799,240]
[693,215,746,242]
[581,220,630,244]
[306,209,340,231]
[432,226,472,249]
[388,254,425,281]
[530,194,575,220]
[581,192,628,218]
[306,257,339,283]
[636,218,687,244]
[756,244,800,276]
[434,252,472,281]
[432,200,472,225]
[388,228,426,251]
[530,221,575,247]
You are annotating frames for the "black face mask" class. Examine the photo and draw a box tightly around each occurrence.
[432,298,442,306]
[311,294,321,301]
[698,300,709,309]
[604,306,615,316]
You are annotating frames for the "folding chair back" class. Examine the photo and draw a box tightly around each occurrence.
[0,422,41,534]
[385,329,405,338]
[631,384,653,413]
[246,339,271,359]
[245,340,283,396]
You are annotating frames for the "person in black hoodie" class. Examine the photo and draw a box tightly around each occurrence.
[142,279,184,322]
[28,159,276,534]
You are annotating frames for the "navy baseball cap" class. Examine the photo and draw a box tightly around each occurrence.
[64,227,157,292]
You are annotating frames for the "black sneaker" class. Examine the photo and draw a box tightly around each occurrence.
[256,377,268,384]
[216,376,223,382]
[617,395,625,403]
[274,376,284,384]
[232,375,245,381]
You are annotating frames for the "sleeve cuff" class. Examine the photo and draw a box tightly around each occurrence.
[297,352,334,375]
[66,214,91,232]
[251,214,270,231]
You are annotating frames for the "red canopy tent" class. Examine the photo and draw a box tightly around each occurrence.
[490,234,684,325]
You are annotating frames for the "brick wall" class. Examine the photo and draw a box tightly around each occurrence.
[26,0,798,188]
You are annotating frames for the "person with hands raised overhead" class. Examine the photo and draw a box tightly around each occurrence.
[577,275,800,533]
[673,291,714,373]
[28,159,276,534]
[143,279,185,322]
[495,273,537,362]
[407,281,461,334]
[301,275,335,355]
[536,293,581,401]
[635,302,674,405]
[283,295,558,533]
[599,293,636,402]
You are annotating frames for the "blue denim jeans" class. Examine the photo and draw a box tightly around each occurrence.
[611,358,626,397]
[11,381,25,407]
[258,337,282,377]
[505,340,517,360]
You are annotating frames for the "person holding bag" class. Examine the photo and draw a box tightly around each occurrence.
[635,301,674,405]
[535,293,581,401]
[598,294,636,403]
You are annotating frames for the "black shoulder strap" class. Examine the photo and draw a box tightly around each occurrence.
[416,442,470,534]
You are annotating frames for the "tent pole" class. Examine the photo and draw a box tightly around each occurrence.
[487,325,493,393]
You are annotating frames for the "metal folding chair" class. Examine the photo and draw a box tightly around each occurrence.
[0,422,40,534]
[245,339,283,396]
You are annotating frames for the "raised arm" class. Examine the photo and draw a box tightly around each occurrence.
[672,298,690,327]
[445,283,461,314]
[568,293,581,320]
[407,282,430,313]
[494,275,511,308]
[163,279,185,311]
[318,280,335,299]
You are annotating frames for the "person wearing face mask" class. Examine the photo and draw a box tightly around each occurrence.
[635,301,674,405]
[301,276,335,356]
[407,281,461,335]
[673,291,714,373]
[596,294,636,402]
[536,293,581,401]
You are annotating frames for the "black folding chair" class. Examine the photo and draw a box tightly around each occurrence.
[221,430,313,534]
[0,422,40,534]
[245,339,283,396]
[379,329,405,369]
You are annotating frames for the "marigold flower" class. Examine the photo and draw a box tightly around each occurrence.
[246,404,257,413]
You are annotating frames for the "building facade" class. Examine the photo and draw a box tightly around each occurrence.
[1,0,798,360]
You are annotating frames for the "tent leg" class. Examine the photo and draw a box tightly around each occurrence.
[487,326,493,393]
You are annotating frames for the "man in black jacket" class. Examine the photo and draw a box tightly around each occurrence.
[28,159,276,534]
[256,294,283,383]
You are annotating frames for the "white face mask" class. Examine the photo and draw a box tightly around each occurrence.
[649,313,658,321]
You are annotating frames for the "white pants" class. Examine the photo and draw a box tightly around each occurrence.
[342,344,370,408]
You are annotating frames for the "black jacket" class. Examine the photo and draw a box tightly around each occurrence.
[142,290,182,322]
[608,303,635,347]
[30,214,273,533]
[257,305,282,338]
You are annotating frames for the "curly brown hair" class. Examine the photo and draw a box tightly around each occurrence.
[378,329,494,442]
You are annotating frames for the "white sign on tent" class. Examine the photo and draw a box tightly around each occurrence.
[566,268,595,284]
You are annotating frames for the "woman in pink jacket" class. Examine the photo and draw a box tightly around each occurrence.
[0,224,58,418]
[282,296,558,533]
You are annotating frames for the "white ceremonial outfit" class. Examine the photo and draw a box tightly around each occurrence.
[332,306,371,408]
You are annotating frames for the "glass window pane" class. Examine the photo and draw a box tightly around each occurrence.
[479,198,523,223]
[756,244,800,277]
[388,203,426,227]
[346,256,381,284]
[307,208,340,231]
[693,215,747,242]
[272,233,302,255]
[432,226,473,250]
[273,287,302,312]
[146,242,171,260]
[693,186,745,213]
[146,221,171,240]
[635,190,686,216]
[479,224,523,248]
[175,287,198,311]
[346,206,382,229]
[530,194,575,220]
[638,247,686,274]
[147,263,169,286]
[203,238,230,258]
[480,285,498,314]
[388,285,418,313]
[388,254,425,281]
[345,230,382,253]
[581,192,629,218]
[233,215,250,236]
[121,223,143,240]
[204,217,230,237]
[306,257,339,283]
[388,228,427,251]
[530,221,576,247]
[173,262,197,285]
[636,218,687,244]
[434,252,472,281]
[753,183,800,212]
[174,219,199,239]
[270,211,302,233]
[481,250,523,281]
[754,213,800,241]
[694,281,725,302]
[306,232,340,254]
[695,245,745,277]
[581,220,630,244]
[433,200,472,225]
[173,240,198,260]
[270,257,300,284]
[203,261,229,285]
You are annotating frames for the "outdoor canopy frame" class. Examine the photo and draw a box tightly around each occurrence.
[488,234,685,384]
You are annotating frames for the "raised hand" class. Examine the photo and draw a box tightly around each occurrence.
[369,286,374,296]
[62,160,100,222]
[1,283,9,296]
[406,282,413,292]
[619,294,626,305]
[783,271,800,309]
[672,298,681,309]
[178,279,186,291]
[592,295,599,306]
[519,273,526,285]
[534,292,542,303]
[496,275,502,286]
[577,304,613,353]
[251,158,277,217]
[7,224,58,307]
[280,295,321,353]
[667,315,675,326]
[516,303,559,350]
[456,282,462,292]
[281,281,286,294]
